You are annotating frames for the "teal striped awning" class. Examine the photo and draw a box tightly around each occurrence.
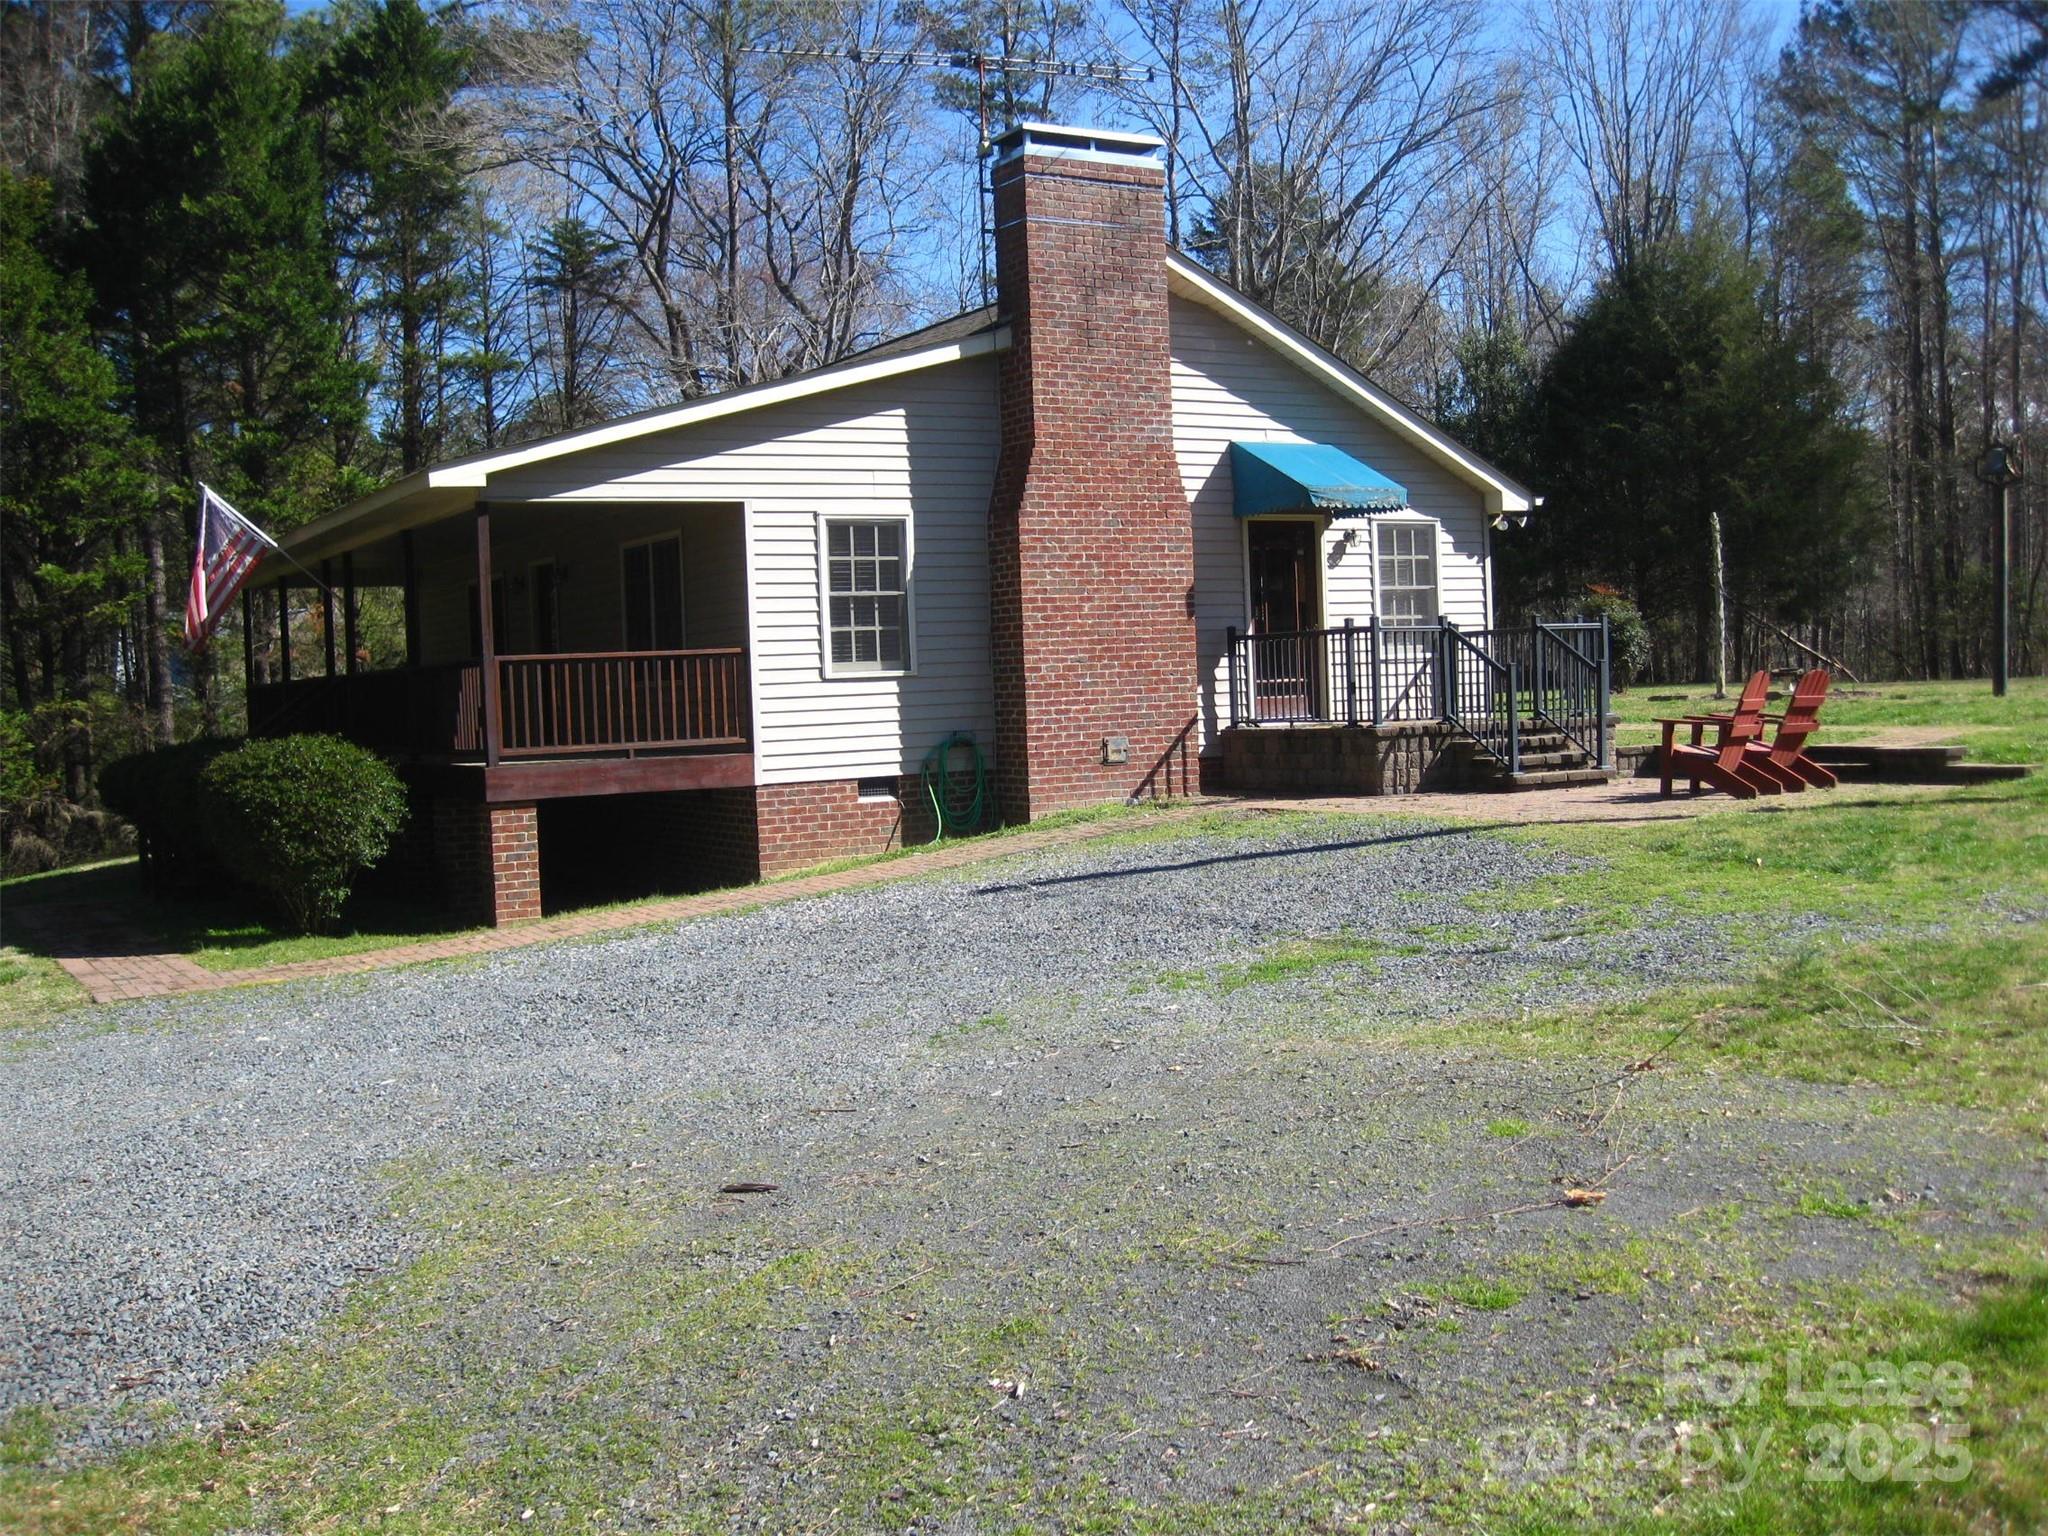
[1230,441,1409,518]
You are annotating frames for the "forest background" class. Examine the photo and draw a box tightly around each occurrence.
[1,0,2042,867]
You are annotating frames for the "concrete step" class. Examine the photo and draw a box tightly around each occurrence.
[1493,768,1616,791]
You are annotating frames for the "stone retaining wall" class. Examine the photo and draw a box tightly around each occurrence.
[1217,723,1478,796]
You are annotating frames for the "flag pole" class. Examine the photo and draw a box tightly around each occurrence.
[199,482,336,598]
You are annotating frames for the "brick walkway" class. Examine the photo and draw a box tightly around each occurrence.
[22,779,1949,1006]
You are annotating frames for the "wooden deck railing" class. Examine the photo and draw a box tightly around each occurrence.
[248,647,748,762]
[497,649,747,756]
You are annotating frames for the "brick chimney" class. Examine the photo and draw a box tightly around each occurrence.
[986,123,1199,822]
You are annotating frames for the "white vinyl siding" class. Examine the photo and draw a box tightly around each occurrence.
[483,358,1000,785]
[1169,294,1492,752]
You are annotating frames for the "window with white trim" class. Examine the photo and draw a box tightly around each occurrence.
[1376,522,1439,625]
[824,518,908,673]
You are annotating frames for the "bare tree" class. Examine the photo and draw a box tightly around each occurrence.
[484,0,944,401]
[1523,0,1752,272]
[1115,0,1506,392]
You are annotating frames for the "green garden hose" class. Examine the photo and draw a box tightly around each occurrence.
[920,732,988,842]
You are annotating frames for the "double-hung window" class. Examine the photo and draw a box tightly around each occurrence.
[823,518,909,673]
[1376,522,1439,625]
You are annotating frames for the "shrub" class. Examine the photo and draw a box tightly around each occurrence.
[98,736,240,890]
[1577,587,1651,691]
[198,735,407,933]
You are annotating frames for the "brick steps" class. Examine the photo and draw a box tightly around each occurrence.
[1453,720,1615,793]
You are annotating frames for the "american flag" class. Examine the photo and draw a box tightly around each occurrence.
[183,485,276,651]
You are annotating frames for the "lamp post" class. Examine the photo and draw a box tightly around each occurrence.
[1975,443,2022,698]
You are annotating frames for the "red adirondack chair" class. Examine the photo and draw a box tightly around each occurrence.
[1658,671,1782,799]
[1743,669,1837,790]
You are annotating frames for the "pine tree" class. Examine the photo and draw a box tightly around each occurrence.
[1523,231,1874,679]
[314,0,473,474]
[80,0,370,728]
[0,174,152,793]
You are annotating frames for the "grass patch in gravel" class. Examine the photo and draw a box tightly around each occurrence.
[0,948,87,1035]
[1468,1248,2048,1536]
[1425,925,2048,1134]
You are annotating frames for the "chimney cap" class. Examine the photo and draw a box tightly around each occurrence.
[990,122,1166,167]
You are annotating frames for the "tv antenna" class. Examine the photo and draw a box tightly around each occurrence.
[744,45,1158,300]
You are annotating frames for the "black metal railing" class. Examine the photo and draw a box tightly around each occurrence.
[1529,620,1610,769]
[1445,622,1519,770]
[1224,616,1614,776]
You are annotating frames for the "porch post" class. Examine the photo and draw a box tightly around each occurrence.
[401,530,421,669]
[1598,614,1612,770]
[320,559,337,679]
[1225,626,1240,727]
[1342,617,1358,725]
[1368,617,1382,726]
[1438,616,1455,720]
[276,577,292,682]
[476,503,502,767]
[342,551,359,676]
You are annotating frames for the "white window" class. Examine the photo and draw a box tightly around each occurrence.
[823,517,910,674]
[1376,522,1439,625]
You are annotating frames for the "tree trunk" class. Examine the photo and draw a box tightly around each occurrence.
[141,512,175,743]
[1709,508,1728,696]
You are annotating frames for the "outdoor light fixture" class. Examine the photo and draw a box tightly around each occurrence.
[1975,442,2022,488]
[1975,442,2023,697]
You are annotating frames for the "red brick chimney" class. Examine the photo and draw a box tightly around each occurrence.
[986,123,1199,822]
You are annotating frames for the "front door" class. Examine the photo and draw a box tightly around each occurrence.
[1246,520,1322,719]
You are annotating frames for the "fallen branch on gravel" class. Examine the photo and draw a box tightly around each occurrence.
[1311,1151,1639,1258]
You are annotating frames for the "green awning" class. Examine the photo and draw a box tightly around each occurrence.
[1230,440,1409,518]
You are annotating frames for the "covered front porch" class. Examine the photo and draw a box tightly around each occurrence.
[242,498,758,926]
[244,499,754,788]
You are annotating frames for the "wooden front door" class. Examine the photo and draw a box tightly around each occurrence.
[1246,520,1322,719]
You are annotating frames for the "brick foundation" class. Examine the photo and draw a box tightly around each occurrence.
[986,126,1200,823]
[755,779,911,876]
[433,798,541,926]
[637,787,762,888]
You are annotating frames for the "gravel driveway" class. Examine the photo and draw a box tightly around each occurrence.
[3,812,2037,1519]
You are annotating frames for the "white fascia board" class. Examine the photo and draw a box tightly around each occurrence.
[427,330,1007,488]
[283,329,1008,561]
[1165,255,1533,515]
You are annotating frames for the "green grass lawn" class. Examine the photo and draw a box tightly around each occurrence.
[2,688,2044,1534]
[1610,676,2048,764]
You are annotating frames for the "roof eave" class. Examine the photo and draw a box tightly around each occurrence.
[281,326,1010,564]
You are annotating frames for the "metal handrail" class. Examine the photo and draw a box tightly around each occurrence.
[1530,619,1608,767]
[1443,623,1520,773]
[1223,618,1609,775]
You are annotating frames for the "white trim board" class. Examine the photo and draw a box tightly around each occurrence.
[281,328,1009,565]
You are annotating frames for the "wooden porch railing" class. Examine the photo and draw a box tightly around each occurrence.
[497,649,747,756]
[248,647,748,762]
